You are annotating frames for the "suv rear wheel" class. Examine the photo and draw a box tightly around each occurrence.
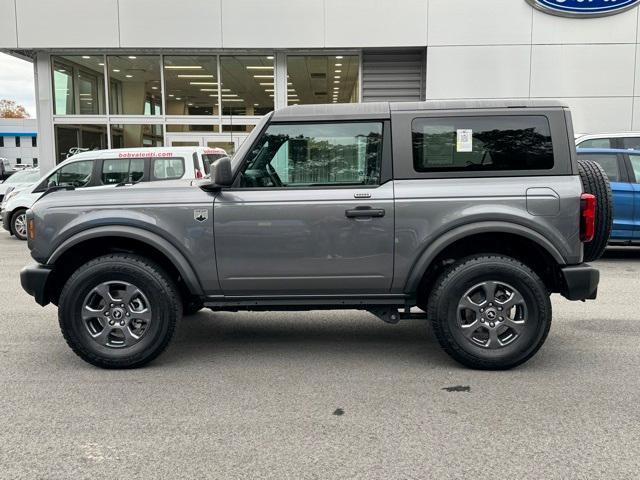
[58,254,182,369]
[427,255,552,370]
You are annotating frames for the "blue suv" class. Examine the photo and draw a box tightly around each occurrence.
[577,148,640,243]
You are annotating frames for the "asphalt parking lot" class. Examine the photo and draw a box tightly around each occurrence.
[1,234,640,479]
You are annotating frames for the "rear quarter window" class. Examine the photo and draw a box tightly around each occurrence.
[412,115,554,173]
[151,157,185,180]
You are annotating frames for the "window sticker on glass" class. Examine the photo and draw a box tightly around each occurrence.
[457,129,473,153]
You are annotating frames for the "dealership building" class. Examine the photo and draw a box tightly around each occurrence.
[1,0,640,173]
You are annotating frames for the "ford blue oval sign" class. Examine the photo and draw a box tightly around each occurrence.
[526,0,640,17]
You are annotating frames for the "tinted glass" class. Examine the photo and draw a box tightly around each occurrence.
[578,138,612,149]
[54,124,108,163]
[240,122,383,188]
[47,160,93,188]
[108,56,161,115]
[102,158,145,184]
[621,137,640,150]
[287,55,359,106]
[152,158,185,180]
[220,56,274,116]
[577,154,620,182]
[628,154,640,183]
[110,124,163,148]
[412,116,554,173]
[52,55,105,115]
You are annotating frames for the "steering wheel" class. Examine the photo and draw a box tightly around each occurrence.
[265,163,283,187]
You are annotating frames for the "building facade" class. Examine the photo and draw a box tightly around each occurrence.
[1,0,640,173]
[0,118,39,167]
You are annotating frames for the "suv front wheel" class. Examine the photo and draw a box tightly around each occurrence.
[427,255,552,370]
[58,254,182,368]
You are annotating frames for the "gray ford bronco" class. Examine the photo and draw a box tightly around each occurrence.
[20,100,611,370]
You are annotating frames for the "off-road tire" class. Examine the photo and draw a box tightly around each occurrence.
[58,254,182,369]
[427,255,552,370]
[10,208,28,241]
[578,159,613,262]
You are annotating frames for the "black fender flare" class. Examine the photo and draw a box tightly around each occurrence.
[47,225,204,295]
[404,221,566,294]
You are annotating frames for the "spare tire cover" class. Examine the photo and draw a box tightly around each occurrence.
[578,159,613,262]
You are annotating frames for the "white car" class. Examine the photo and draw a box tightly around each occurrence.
[1,146,227,240]
[0,168,40,202]
[575,132,640,150]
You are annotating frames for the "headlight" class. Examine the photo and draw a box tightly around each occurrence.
[3,189,20,203]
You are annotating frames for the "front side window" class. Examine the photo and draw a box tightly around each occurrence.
[577,154,620,182]
[102,158,145,184]
[152,158,185,180]
[239,122,383,188]
[412,116,554,173]
[46,160,94,188]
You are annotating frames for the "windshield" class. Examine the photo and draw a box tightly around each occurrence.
[5,170,40,184]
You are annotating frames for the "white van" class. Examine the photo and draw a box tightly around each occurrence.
[1,146,227,240]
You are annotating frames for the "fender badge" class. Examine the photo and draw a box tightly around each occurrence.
[194,209,209,222]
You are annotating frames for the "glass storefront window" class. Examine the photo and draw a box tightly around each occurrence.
[220,56,274,116]
[54,124,108,163]
[110,124,164,148]
[52,56,106,115]
[108,56,162,115]
[166,124,219,133]
[164,56,218,116]
[286,55,359,106]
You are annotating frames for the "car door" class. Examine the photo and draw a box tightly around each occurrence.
[578,152,634,241]
[213,120,395,295]
[625,153,640,240]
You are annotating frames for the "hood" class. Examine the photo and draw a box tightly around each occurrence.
[32,178,211,211]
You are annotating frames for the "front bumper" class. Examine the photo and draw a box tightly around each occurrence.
[1,209,9,232]
[560,264,599,301]
[20,264,53,306]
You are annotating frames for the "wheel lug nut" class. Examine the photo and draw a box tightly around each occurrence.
[480,318,485,323]
[110,303,114,308]
[105,311,110,316]
[480,308,484,313]
[126,312,130,317]
[490,322,495,328]
[120,304,125,308]
[499,317,503,321]
[120,321,125,326]
[109,320,115,326]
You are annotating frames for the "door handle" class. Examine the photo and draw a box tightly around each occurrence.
[345,206,386,218]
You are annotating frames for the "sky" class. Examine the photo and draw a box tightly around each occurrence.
[0,52,36,117]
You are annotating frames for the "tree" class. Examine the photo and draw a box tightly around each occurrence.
[0,99,30,118]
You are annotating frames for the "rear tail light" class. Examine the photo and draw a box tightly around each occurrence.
[195,168,203,179]
[580,193,596,243]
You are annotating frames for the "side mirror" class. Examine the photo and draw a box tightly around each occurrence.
[211,156,233,187]
[199,156,233,192]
